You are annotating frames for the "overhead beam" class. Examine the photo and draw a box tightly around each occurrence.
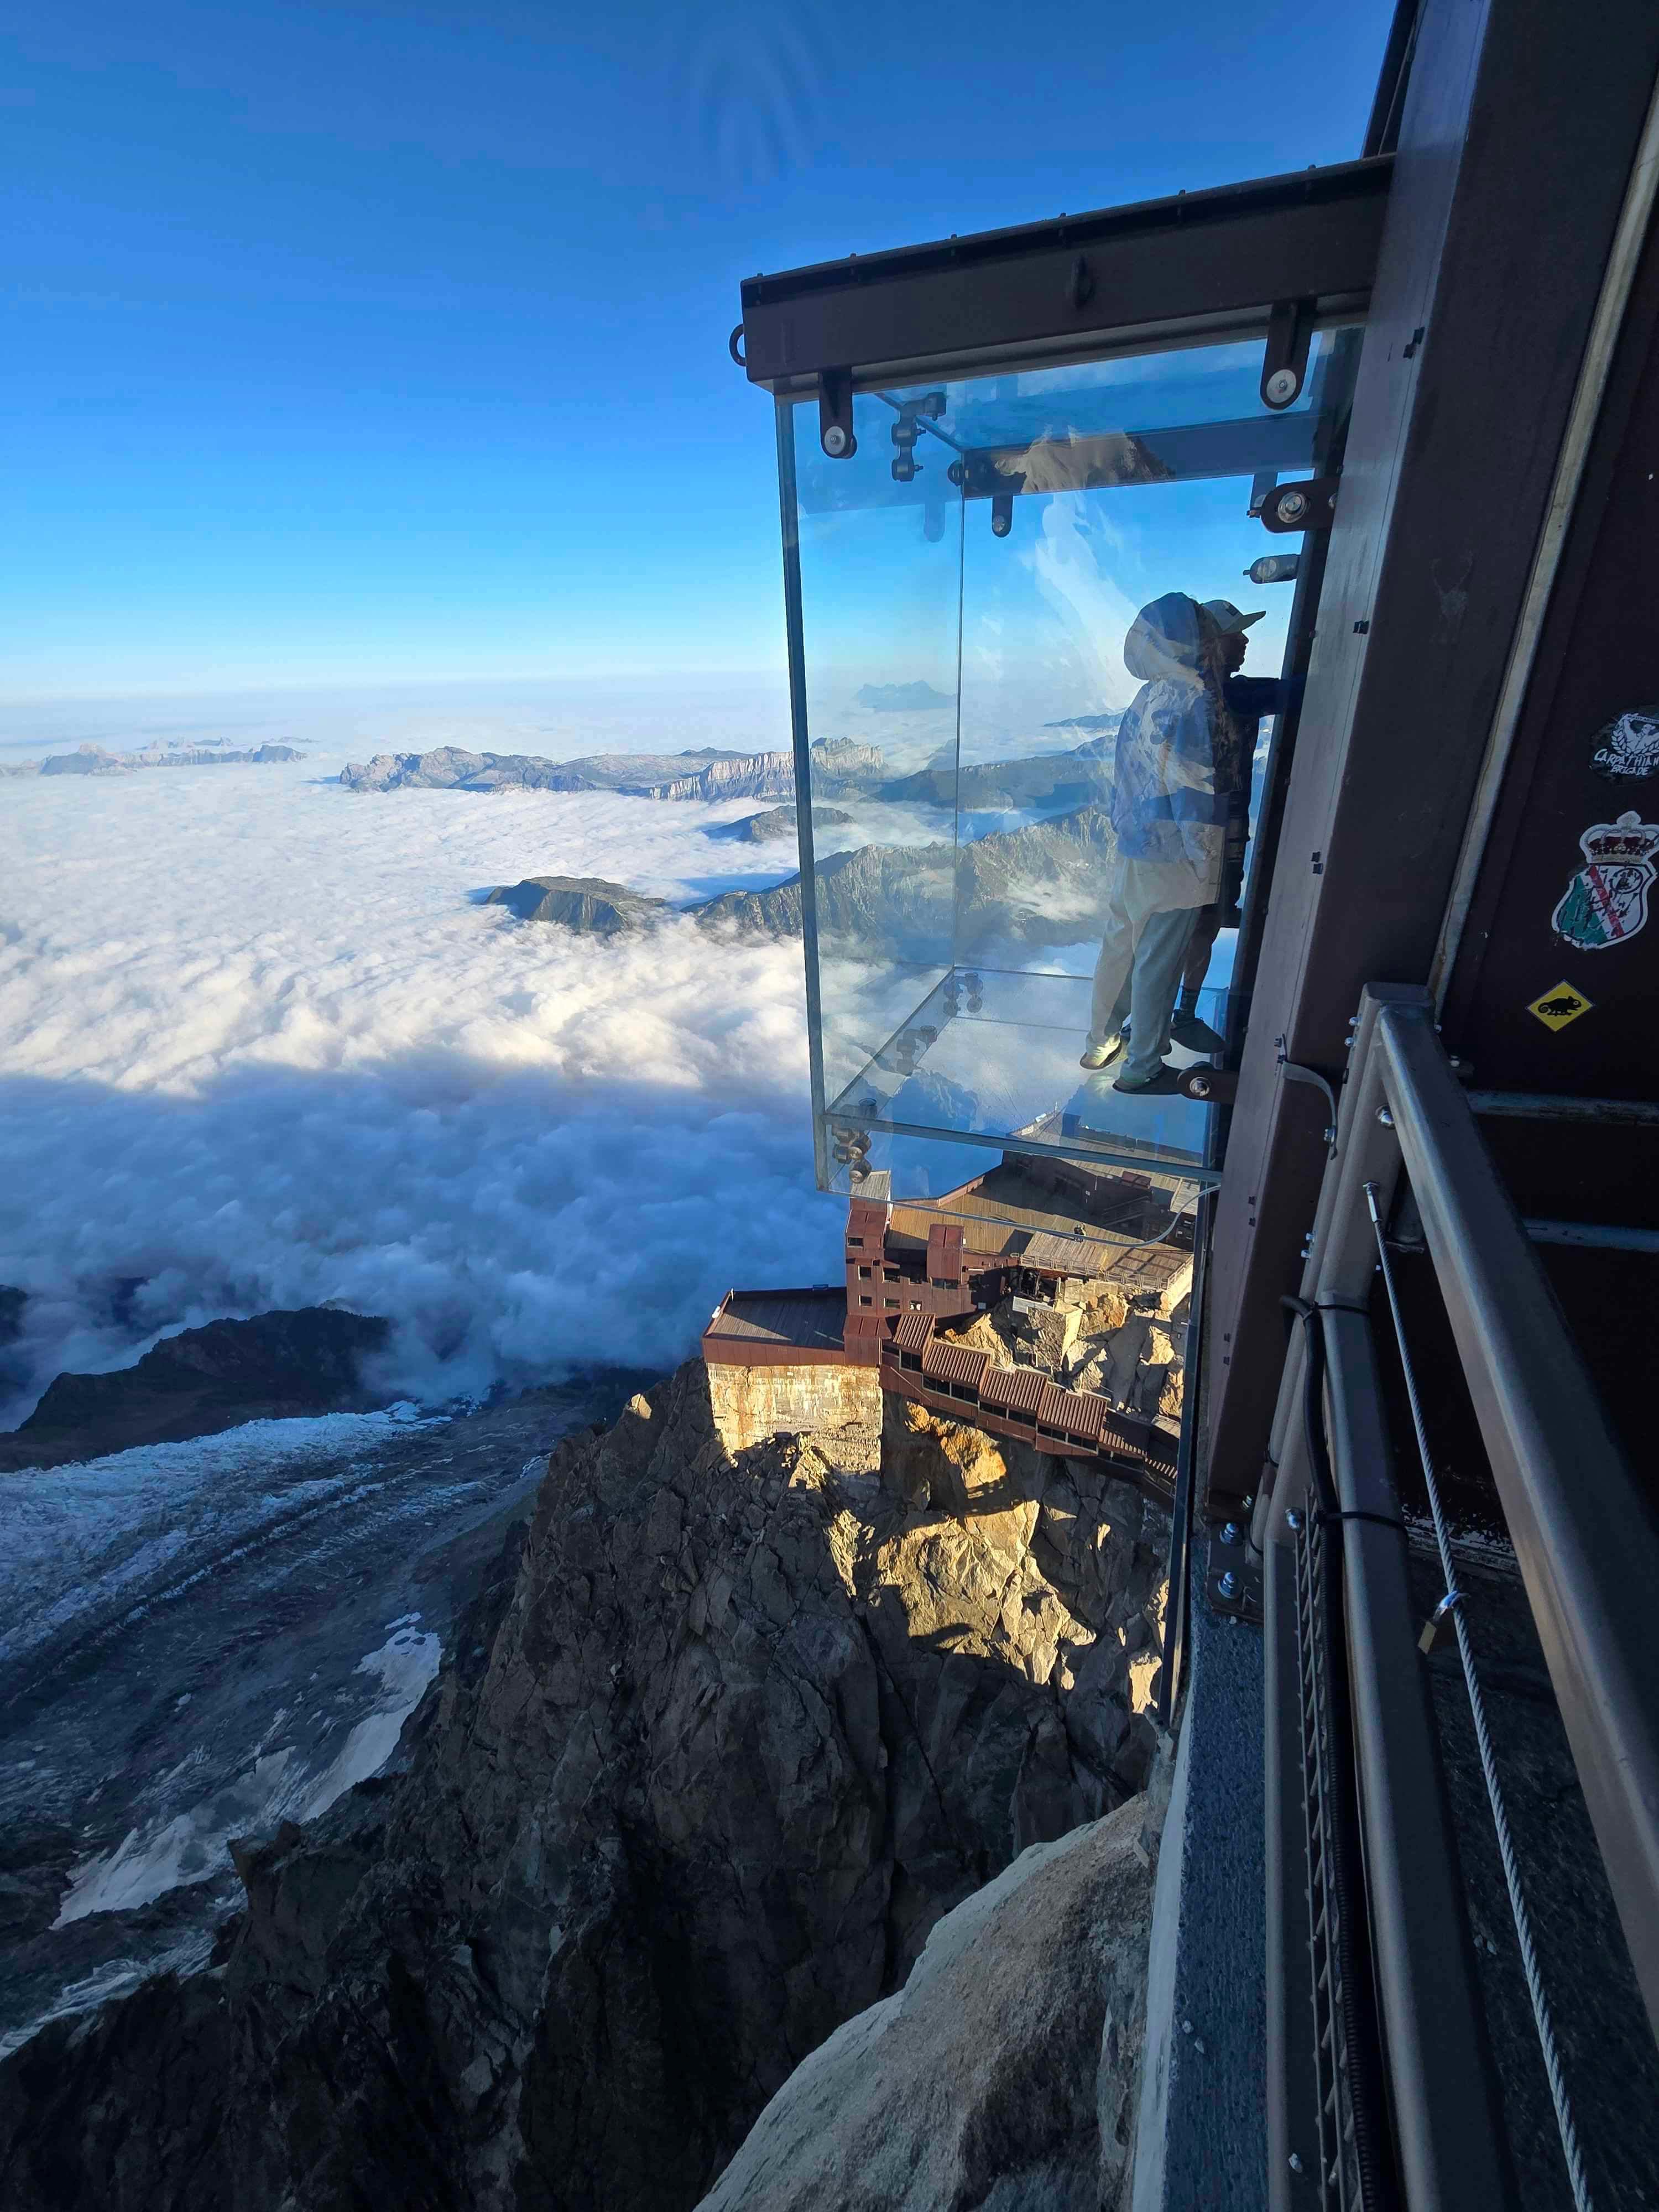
[738,159,1392,393]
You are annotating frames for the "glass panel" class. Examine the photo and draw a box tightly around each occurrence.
[787,330,1359,1196]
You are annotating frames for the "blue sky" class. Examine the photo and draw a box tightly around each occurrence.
[1,2,1396,697]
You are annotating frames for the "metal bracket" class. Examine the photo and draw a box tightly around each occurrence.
[1279,1057,1340,1152]
[818,368,857,460]
[1261,295,1317,409]
[889,390,945,483]
[1206,1521,1262,1623]
[1259,476,1339,533]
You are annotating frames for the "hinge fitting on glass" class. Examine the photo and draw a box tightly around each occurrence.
[818,368,856,460]
[1259,476,1339,534]
[1261,296,1317,409]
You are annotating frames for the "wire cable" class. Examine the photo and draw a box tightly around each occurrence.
[1362,1180,1596,2212]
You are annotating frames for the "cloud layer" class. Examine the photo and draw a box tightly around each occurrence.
[0,709,845,1423]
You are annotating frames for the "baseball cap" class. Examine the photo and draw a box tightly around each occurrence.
[1202,599,1267,633]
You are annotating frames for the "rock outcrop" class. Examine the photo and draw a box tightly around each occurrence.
[878,748,1109,815]
[0,1307,390,1473]
[0,1357,1169,2208]
[706,805,852,843]
[699,1768,1170,2212]
[484,875,671,934]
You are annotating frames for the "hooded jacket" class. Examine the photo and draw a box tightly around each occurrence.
[1109,593,1226,902]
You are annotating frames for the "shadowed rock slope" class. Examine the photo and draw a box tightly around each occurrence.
[0,1360,1168,2210]
[0,1307,390,1473]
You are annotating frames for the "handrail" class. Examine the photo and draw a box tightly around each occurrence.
[1374,1000,1659,2042]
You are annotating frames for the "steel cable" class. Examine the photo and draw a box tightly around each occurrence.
[1363,1181,1596,2212]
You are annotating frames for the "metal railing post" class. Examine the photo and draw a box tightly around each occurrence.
[1321,1305,1510,2209]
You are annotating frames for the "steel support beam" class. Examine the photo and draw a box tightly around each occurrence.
[738,160,1390,393]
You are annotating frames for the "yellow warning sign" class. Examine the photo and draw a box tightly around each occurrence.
[1527,980,1593,1031]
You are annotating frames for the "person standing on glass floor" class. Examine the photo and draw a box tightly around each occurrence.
[1080,593,1227,1093]
[1164,596,1286,1052]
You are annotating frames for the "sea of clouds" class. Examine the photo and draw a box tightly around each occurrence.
[0,677,862,1425]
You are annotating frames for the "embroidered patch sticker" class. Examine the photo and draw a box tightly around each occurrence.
[1590,705,1659,781]
[1550,812,1659,951]
[1527,980,1593,1031]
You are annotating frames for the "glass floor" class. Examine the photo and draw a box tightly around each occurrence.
[823,966,1230,1195]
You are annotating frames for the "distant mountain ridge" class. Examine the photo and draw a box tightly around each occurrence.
[338,737,885,802]
[2,741,304,779]
[0,1308,390,1473]
[854,682,953,712]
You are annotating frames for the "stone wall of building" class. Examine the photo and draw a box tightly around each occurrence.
[706,1359,883,1453]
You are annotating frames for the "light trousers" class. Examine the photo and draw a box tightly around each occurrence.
[1088,881,1200,1086]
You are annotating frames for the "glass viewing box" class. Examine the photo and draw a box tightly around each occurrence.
[769,324,1361,1196]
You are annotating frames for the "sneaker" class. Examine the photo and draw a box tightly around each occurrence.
[1113,1064,1182,1095]
[1169,1011,1226,1054]
[1079,1033,1125,1071]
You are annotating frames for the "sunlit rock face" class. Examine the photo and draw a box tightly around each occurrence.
[0,1359,1168,2212]
[698,1770,1171,2212]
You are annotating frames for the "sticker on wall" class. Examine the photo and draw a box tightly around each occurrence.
[1550,812,1659,951]
[1590,705,1659,781]
[1527,980,1593,1031]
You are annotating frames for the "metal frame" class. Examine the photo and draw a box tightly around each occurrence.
[1261,983,1659,2208]
[1367,994,1659,2042]
[1200,0,1659,1509]
[774,397,830,1190]
[737,159,1391,394]
[1156,1188,1212,1730]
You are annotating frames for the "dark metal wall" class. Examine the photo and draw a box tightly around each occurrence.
[1204,0,1659,1505]
[1439,207,1659,1126]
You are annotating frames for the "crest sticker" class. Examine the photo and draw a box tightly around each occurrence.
[1590,705,1659,781]
[1527,980,1593,1031]
[1550,811,1659,951]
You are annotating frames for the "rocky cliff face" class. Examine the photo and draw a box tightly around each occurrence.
[641,739,882,804]
[0,1356,1168,2210]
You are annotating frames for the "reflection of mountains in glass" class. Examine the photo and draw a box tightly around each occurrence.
[853,682,953,711]
[704,800,1115,960]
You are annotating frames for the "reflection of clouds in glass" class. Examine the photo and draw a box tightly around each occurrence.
[1024,496,1143,713]
[675,11,822,192]
[1017,342,1262,399]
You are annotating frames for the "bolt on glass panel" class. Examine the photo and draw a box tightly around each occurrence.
[780,330,1361,1197]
